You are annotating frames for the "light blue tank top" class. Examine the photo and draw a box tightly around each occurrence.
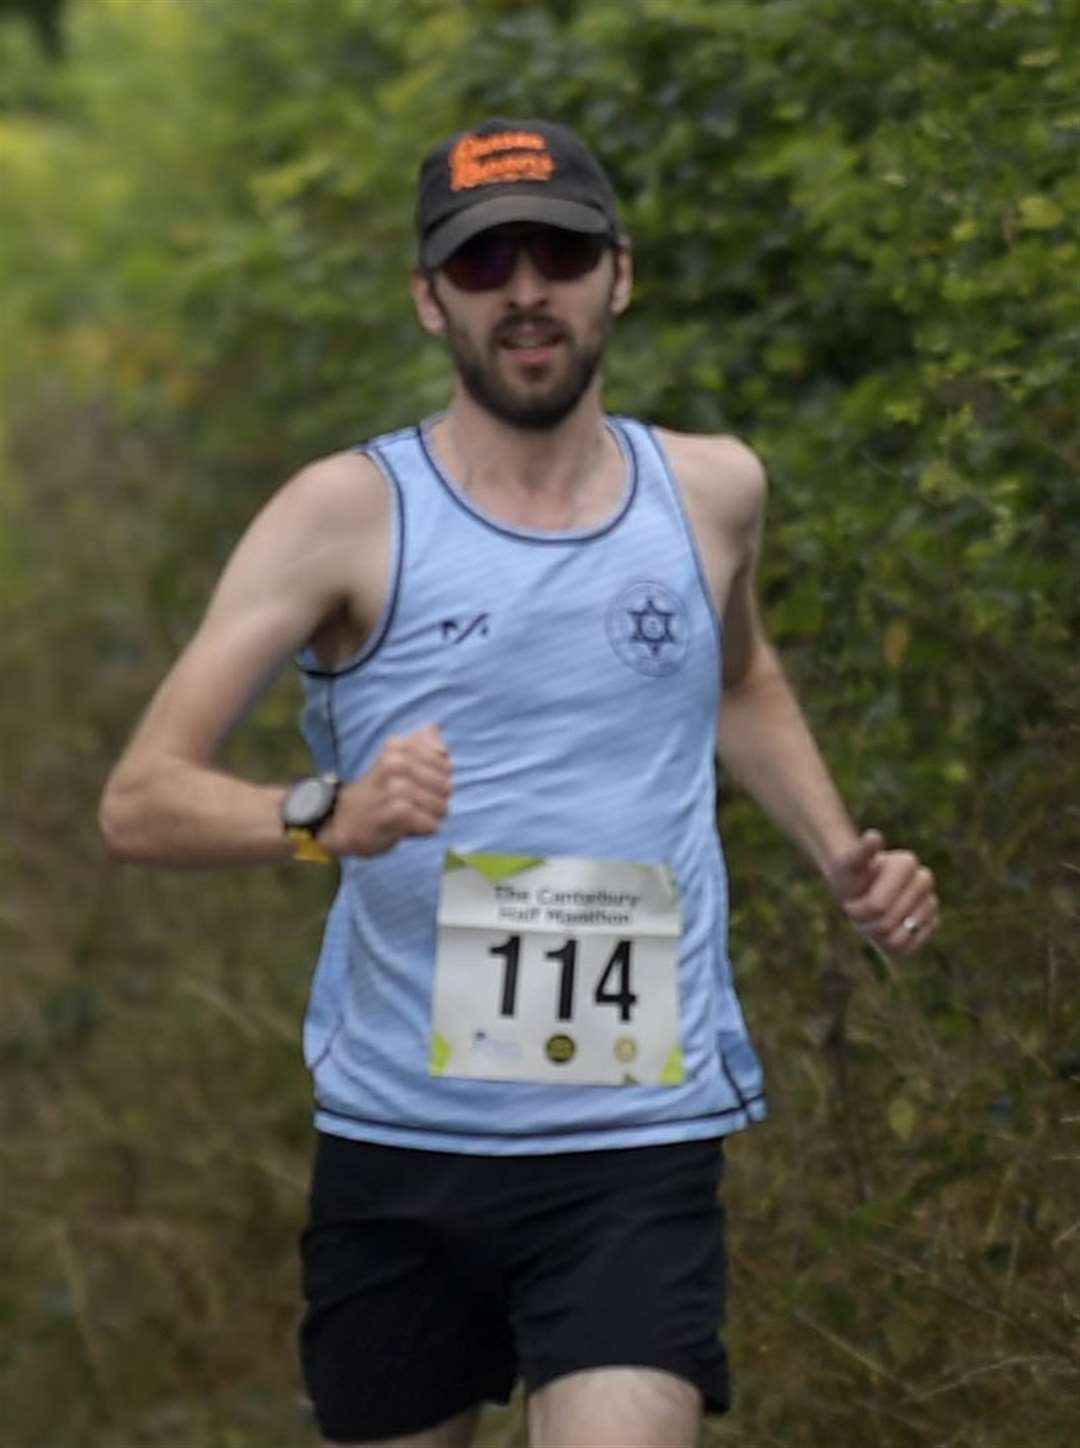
[296,416,766,1153]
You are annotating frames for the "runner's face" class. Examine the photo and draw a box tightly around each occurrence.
[417,225,630,430]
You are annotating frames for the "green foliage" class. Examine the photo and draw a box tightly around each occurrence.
[2,0,1078,1443]
[0,0,68,62]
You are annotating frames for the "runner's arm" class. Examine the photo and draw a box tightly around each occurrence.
[712,453,861,879]
[714,469,939,951]
[98,453,383,867]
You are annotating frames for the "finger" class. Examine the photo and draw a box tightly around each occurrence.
[877,867,936,940]
[382,729,448,764]
[885,897,941,956]
[380,736,451,789]
[402,780,452,827]
[409,806,449,837]
[409,723,451,758]
[385,768,450,819]
[377,793,446,846]
[851,828,886,869]
[843,850,919,926]
[833,829,886,894]
[399,754,453,796]
[394,788,450,837]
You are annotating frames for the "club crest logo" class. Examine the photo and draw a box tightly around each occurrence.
[606,581,689,677]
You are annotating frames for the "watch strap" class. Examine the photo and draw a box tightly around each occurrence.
[285,827,335,865]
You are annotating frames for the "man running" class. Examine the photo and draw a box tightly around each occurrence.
[100,118,940,1448]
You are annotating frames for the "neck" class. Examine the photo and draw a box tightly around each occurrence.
[437,381,611,505]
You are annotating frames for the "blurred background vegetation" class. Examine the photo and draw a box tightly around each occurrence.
[1,0,1078,1444]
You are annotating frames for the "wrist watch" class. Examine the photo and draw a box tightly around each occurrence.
[281,773,341,864]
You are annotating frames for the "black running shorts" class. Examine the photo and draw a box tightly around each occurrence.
[299,1132,729,1443]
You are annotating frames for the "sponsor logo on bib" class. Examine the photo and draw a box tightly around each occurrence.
[545,1033,577,1064]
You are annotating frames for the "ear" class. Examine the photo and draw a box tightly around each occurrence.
[411,268,447,336]
[609,245,634,317]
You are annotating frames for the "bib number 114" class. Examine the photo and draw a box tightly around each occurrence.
[488,934,638,1024]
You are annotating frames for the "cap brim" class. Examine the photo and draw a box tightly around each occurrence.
[421,194,610,268]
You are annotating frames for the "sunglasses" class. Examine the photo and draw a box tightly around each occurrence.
[442,227,609,292]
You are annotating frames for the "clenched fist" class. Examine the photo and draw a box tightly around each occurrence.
[829,829,940,957]
[320,725,453,858]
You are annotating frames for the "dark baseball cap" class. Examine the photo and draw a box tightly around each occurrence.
[416,117,623,269]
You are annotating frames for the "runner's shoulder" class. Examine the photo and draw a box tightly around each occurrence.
[653,427,767,533]
[246,449,391,563]
[279,447,388,525]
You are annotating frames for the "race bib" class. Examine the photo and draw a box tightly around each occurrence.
[430,851,685,1087]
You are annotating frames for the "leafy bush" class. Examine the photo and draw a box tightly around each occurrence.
[2,1,1077,1442]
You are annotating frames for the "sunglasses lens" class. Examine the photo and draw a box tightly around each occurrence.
[442,235,517,292]
[442,229,607,291]
[531,232,606,281]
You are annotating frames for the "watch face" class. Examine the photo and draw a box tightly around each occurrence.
[283,775,338,830]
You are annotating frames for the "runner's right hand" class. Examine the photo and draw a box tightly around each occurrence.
[320,724,452,857]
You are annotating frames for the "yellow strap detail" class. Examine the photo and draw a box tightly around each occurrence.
[286,828,335,865]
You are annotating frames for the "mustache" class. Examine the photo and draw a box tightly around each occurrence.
[492,311,567,344]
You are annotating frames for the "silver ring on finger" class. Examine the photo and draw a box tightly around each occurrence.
[902,915,919,935]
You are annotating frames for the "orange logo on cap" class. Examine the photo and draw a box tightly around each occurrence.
[450,131,555,191]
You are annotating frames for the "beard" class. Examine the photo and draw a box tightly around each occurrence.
[434,288,614,431]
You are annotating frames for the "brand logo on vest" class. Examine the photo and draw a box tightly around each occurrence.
[450,131,556,191]
[441,613,490,644]
[606,581,689,677]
